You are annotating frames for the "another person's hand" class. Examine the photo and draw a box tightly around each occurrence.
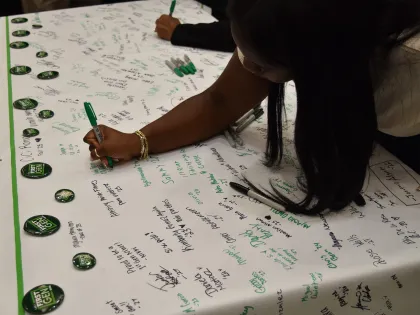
[155,14,181,41]
[83,125,142,167]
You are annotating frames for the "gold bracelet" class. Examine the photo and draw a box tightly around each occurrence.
[135,130,149,160]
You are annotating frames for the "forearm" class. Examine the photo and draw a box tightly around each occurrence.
[139,51,270,155]
[141,92,240,154]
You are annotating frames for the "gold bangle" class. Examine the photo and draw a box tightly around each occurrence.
[135,130,149,160]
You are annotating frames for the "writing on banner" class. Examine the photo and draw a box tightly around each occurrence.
[370,160,420,206]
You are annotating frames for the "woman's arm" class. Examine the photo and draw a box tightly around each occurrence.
[143,50,270,153]
[84,51,270,164]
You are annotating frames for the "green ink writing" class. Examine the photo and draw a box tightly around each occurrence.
[249,271,267,294]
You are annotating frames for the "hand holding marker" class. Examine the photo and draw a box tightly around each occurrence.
[84,102,114,168]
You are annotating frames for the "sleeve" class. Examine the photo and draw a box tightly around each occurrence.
[170,20,236,53]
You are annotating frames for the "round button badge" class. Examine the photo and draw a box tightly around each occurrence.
[39,110,54,119]
[55,189,75,203]
[21,162,52,179]
[13,98,38,110]
[23,128,40,138]
[24,215,60,237]
[10,41,29,49]
[12,30,30,37]
[22,284,64,314]
[37,71,59,80]
[10,66,31,75]
[11,17,28,24]
[72,253,96,270]
[36,51,48,58]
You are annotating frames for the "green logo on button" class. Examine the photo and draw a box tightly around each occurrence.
[24,215,60,236]
[23,284,65,314]
[21,162,52,179]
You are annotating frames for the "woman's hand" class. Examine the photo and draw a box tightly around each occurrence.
[83,125,142,167]
[155,14,181,41]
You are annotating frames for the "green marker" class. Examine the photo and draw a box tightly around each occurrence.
[169,0,177,16]
[84,102,113,168]
[184,54,197,72]
[171,58,189,75]
[176,58,194,75]
[165,60,183,77]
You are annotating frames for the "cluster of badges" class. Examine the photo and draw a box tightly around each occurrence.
[10,16,96,314]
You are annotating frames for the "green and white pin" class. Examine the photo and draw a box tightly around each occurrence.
[10,41,29,49]
[24,215,60,236]
[39,110,54,119]
[13,98,38,110]
[73,253,96,270]
[10,66,31,75]
[22,284,65,314]
[21,162,52,179]
[12,30,30,37]
[36,51,48,58]
[33,24,43,29]
[37,71,59,80]
[23,128,40,138]
[11,17,28,24]
[55,189,75,203]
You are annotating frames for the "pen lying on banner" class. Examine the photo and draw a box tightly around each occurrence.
[224,104,264,148]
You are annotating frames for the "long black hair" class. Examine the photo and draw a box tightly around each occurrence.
[228,0,420,214]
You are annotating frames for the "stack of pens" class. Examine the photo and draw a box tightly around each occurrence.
[224,105,264,148]
[166,55,197,77]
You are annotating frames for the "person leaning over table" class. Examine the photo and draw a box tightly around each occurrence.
[84,0,420,215]
[155,0,235,53]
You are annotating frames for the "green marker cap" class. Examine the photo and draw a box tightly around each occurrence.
[24,215,60,236]
[179,65,190,75]
[22,284,64,314]
[73,253,96,270]
[174,68,184,77]
[169,0,177,15]
[188,62,197,73]
[84,102,97,127]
